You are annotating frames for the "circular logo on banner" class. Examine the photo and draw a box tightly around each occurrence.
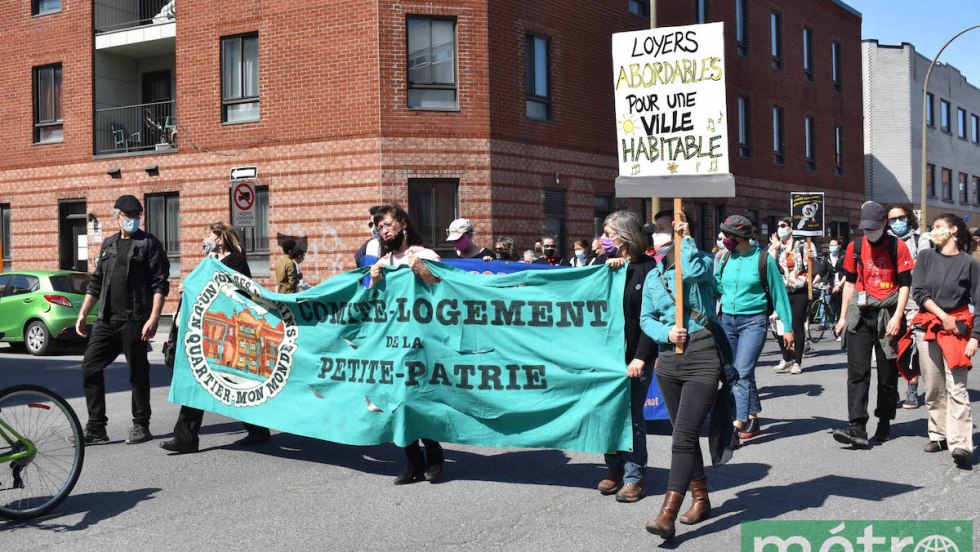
[233,183,254,211]
[183,271,298,407]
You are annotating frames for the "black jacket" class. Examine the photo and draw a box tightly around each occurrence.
[87,230,170,321]
[624,255,658,367]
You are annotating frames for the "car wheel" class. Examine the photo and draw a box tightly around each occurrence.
[24,321,52,356]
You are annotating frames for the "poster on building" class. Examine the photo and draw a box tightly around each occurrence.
[611,22,733,197]
[790,192,825,237]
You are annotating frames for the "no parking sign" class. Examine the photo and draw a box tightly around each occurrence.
[230,169,257,228]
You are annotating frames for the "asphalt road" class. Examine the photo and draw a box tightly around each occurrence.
[0,334,977,551]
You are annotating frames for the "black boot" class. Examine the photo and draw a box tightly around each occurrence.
[423,439,444,482]
[395,442,426,485]
[872,419,891,443]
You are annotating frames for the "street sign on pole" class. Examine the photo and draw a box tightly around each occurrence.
[231,180,256,228]
[231,166,258,181]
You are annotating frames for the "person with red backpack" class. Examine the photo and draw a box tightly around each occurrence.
[833,201,914,449]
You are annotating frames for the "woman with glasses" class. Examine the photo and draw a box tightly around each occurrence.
[369,204,444,484]
[595,210,659,504]
[769,218,816,374]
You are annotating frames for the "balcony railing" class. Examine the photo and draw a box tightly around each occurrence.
[94,100,177,156]
[95,0,174,34]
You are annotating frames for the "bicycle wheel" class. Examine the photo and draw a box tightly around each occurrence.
[0,384,85,520]
[807,301,828,343]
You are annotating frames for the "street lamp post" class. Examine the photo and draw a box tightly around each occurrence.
[919,24,980,225]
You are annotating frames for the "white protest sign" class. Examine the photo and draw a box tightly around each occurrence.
[612,22,733,197]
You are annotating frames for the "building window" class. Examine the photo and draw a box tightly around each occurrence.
[973,176,980,205]
[972,114,979,144]
[544,189,567,256]
[959,172,968,204]
[526,35,551,121]
[957,108,967,139]
[145,193,180,278]
[927,163,935,198]
[926,92,934,127]
[593,195,612,238]
[802,27,813,80]
[695,0,709,23]
[33,64,63,144]
[407,17,457,110]
[772,106,784,164]
[1,204,10,267]
[221,34,260,123]
[834,125,844,176]
[735,0,749,55]
[942,168,952,201]
[805,116,815,170]
[770,11,782,69]
[831,41,841,91]
[32,0,60,15]
[237,186,269,276]
[737,95,751,158]
[408,179,459,255]
[629,0,650,17]
[940,99,951,132]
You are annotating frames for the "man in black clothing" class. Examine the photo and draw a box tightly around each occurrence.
[76,194,170,445]
[533,234,567,266]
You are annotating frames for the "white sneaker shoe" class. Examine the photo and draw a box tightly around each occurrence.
[790,362,803,375]
[774,360,791,373]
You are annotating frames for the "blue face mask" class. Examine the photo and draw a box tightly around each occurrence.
[889,220,908,236]
[122,216,140,233]
[829,246,840,255]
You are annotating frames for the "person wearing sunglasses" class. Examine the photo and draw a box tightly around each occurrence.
[492,237,516,261]
[769,217,817,375]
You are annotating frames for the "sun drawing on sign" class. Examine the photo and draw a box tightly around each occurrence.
[667,162,679,174]
[618,115,638,135]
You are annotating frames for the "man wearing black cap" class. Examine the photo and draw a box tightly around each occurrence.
[832,201,913,449]
[75,194,170,445]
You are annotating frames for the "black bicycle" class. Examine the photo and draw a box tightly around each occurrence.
[807,283,838,343]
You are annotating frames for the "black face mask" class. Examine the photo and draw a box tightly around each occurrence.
[496,251,511,260]
[384,231,405,251]
[543,247,557,258]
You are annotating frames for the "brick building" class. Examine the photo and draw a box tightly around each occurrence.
[0,0,863,310]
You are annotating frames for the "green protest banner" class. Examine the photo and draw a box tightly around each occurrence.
[169,258,632,453]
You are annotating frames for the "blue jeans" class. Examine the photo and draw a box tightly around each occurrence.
[719,313,767,423]
[604,372,650,484]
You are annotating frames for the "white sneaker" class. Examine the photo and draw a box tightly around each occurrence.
[774,360,791,373]
[790,362,802,375]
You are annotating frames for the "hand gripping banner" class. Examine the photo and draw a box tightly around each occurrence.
[170,258,633,453]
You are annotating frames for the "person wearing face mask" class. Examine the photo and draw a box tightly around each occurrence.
[160,221,271,453]
[569,239,592,267]
[595,210,659,504]
[768,218,817,375]
[832,201,914,449]
[368,204,445,484]
[75,194,170,445]
[354,205,385,268]
[904,213,978,467]
[715,215,794,444]
[886,205,932,409]
[532,234,568,266]
[816,236,847,330]
[492,237,516,261]
[445,218,493,260]
[588,237,607,265]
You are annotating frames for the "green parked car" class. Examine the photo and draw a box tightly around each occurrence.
[0,270,99,355]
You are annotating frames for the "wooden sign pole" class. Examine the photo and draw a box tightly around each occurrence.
[674,198,685,354]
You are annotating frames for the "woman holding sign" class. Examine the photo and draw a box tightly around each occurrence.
[369,204,444,485]
[595,210,659,503]
[639,215,720,541]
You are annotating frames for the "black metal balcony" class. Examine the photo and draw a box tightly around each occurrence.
[94,101,177,156]
[95,0,174,34]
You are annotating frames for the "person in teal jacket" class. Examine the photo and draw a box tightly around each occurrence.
[640,216,720,541]
[714,215,794,444]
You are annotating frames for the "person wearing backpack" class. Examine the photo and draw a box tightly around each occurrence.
[769,218,817,374]
[715,215,795,442]
[833,201,914,449]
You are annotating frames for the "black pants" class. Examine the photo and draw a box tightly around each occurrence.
[846,308,900,427]
[778,290,809,365]
[82,319,151,430]
[656,341,721,494]
[173,406,269,445]
[405,439,443,469]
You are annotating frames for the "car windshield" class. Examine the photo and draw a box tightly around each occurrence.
[50,274,90,294]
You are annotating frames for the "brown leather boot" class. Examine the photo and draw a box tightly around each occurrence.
[678,478,711,525]
[645,491,684,539]
[597,467,624,495]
